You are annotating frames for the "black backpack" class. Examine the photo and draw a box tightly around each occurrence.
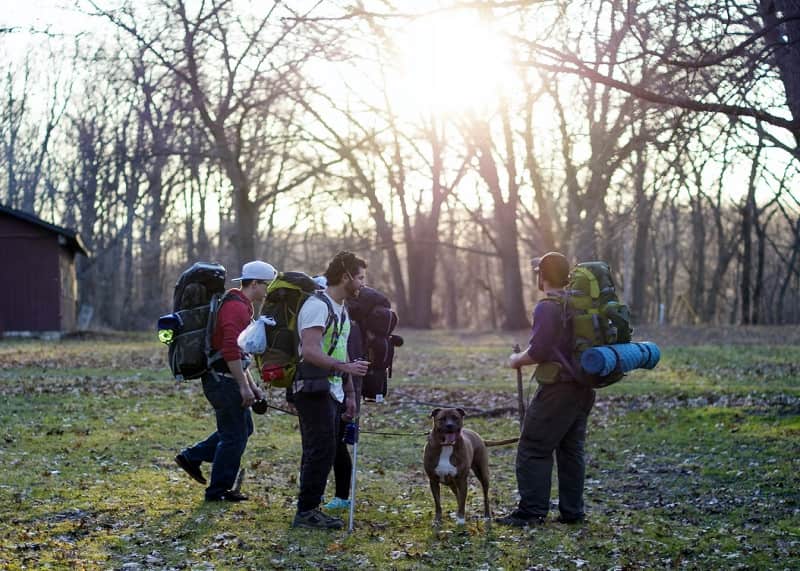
[347,286,402,400]
[157,262,239,381]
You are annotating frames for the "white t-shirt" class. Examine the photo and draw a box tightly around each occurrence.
[296,291,348,402]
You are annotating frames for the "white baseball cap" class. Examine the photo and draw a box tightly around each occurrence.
[232,260,277,282]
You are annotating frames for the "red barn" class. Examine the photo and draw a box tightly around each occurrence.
[0,204,90,337]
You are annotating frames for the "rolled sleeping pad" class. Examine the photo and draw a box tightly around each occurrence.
[580,342,661,377]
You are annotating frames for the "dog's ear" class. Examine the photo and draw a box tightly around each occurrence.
[456,408,466,418]
[430,408,441,418]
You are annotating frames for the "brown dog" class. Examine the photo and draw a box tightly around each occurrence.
[423,407,517,526]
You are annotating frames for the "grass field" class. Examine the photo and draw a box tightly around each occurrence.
[0,327,798,570]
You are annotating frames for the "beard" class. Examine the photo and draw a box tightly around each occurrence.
[345,281,361,299]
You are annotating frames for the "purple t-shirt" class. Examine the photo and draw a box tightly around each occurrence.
[526,296,577,380]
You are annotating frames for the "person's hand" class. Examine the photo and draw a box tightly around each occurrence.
[507,352,523,370]
[240,385,256,408]
[253,386,266,402]
[340,360,370,377]
[342,398,357,422]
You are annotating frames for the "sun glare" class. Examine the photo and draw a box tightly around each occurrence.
[391,10,513,117]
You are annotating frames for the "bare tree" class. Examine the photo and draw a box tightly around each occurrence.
[91,0,329,266]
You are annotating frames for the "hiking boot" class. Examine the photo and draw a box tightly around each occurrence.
[206,490,249,502]
[494,510,545,528]
[557,515,585,525]
[323,497,351,510]
[175,453,206,485]
[292,509,344,529]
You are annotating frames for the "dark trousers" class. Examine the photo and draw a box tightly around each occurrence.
[330,376,361,499]
[516,381,595,520]
[332,414,352,499]
[183,372,253,500]
[295,391,341,513]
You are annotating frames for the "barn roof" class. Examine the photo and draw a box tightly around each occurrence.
[0,204,90,257]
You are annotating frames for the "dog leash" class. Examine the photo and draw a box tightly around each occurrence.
[258,396,516,441]
[360,430,429,437]
[257,401,427,437]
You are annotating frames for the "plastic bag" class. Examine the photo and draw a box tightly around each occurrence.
[237,316,276,354]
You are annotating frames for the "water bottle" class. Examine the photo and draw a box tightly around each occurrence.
[343,421,358,445]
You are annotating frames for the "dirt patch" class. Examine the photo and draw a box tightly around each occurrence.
[0,373,189,398]
[0,349,165,370]
[390,386,800,420]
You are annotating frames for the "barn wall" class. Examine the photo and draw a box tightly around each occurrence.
[0,214,61,332]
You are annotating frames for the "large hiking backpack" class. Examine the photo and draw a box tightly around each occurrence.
[257,271,337,388]
[549,261,633,388]
[568,261,632,350]
[347,286,402,401]
[157,262,232,381]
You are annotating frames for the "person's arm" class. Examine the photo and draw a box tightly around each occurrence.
[507,350,536,370]
[218,297,256,407]
[246,369,265,401]
[226,358,256,408]
[300,326,370,377]
[342,375,357,421]
[507,300,561,370]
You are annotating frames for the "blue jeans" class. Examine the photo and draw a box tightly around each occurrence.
[182,372,253,500]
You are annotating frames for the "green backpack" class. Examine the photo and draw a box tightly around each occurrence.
[256,271,337,388]
[567,261,633,351]
[539,261,633,388]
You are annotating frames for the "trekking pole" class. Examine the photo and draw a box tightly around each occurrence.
[232,468,245,494]
[513,344,525,431]
[344,420,359,533]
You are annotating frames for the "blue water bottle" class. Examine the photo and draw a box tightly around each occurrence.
[344,421,358,445]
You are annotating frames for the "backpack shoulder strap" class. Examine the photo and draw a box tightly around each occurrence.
[207,291,249,366]
[313,292,346,356]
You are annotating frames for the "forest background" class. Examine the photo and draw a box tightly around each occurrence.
[2,0,799,331]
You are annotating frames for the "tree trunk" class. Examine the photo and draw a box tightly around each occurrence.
[777,218,800,323]
[689,195,706,318]
[470,114,529,330]
[664,200,680,323]
[740,202,752,325]
[442,208,460,329]
[631,146,653,321]
[752,212,768,324]
[405,214,439,328]
[760,0,800,147]
[495,201,529,329]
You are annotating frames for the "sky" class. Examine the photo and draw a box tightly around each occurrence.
[2,0,793,211]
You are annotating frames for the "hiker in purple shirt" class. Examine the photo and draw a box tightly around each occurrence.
[496,251,596,527]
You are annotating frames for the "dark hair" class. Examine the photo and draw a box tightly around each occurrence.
[324,251,367,286]
[535,252,570,287]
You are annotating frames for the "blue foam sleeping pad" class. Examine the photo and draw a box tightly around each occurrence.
[580,342,661,377]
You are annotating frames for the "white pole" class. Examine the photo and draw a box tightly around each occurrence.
[347,424,358,533]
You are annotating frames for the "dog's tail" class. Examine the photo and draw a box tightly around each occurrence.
[484,437,519,447]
